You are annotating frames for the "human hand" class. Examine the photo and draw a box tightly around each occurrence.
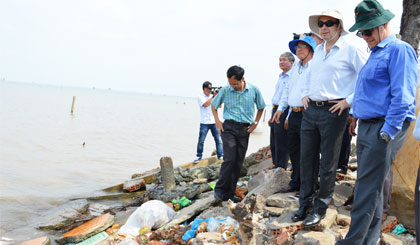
[284,120,289,130]
[271,110,282,124]
[302,96,310,110]
[349,116,357,136]
[216,120,224,135]
[247,123,258,133]
[329,99,350,116]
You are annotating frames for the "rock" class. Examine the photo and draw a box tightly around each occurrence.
[193,178,208,184]
[348,162,358,170]
[333,182,354,207]
[255,194,267,212]
[56,213,114,244]
[85,190,146,208]
[192,232,224,245]
[246,159,273,176]
[160,195,217,229]
[306,208,337,232]
[302,231,336,245]
[268,211,303,233]
[336,214,351,227]
[240,146,271,176]
[331,226,349,240]
[20,236,50,245]
[263,206,289,217]
[246,168,290,198]
[160,157,176,191]
[38,199,90,230]
[266,192,299,209]
[381,216,398,233]
[381,233,403,245]
[196,206,233,220]
[147,183,210,203]
[123,177,146,192]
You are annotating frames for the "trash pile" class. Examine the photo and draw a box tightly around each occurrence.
[13,145,418,245]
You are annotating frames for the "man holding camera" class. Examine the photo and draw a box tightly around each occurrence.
[193,81,223,164]
[211,66,266,203]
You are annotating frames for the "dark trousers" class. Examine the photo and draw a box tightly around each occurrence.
[338,120,410,245]
[287,111,302,189]
[415,164,420,245]
[337,124,352,171]
[214,120,250,199]
[299,103,348,212]
[383,167,393,213]
[270,107,289,168]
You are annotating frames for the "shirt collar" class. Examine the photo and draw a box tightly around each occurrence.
[321,35,344,51]
[371,34,395,52]
[280,69,291,78]
[228,81,249,92]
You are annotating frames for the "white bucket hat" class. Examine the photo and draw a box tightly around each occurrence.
[309,9,348,36]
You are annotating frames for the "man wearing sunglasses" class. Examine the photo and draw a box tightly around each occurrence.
[337,1,418,244]
[294,10,368,227]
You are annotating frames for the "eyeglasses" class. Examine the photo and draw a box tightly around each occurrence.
[317,20,339,28]
[356,29,373,38]
[294,44,308,50]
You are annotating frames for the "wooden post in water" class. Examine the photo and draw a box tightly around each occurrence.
[160,157,176,191]
[70,96,76,114]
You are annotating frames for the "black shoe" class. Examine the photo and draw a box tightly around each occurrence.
[291,206,311,222]
[228,195,242,203]
[276,185,298,193]
[302,212,325,227]
[336,168,347,174]
[214,192,225,205]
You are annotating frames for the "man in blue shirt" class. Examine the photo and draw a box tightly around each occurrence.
[211,65,266,203]
[269,52,294,169]
[337,0,418,244]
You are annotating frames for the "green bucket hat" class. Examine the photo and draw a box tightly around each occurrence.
[348,0,395,32]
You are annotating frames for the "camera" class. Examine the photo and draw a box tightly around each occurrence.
[210,86,222,95]
[293,32,311,40]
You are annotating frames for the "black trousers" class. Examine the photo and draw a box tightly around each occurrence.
[287,111,302,189]
[214,120,250,199]
[270,107,289,168]
[299,103,348,212]
[337,124,352,171]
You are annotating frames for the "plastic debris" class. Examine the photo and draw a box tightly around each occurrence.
[172,196,191,211]
[392,224,407,235]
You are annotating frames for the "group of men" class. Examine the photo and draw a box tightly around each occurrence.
[193,0,419,243]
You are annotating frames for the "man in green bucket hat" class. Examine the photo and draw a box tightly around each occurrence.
[336,0,418,244]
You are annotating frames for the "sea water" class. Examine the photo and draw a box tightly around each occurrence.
[0,81,270,240]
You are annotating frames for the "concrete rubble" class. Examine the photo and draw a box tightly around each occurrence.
[18,145,417,244]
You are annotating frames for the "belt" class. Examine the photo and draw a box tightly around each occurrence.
[310,99,344,107]
[292,107,304,112]
[361,117,385,123]
[272,105,279,109]
[225,119,250,127]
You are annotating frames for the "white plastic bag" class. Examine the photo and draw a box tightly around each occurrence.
[118,200,176,236]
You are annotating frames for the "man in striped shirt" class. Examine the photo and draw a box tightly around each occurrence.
[211,65,266,203]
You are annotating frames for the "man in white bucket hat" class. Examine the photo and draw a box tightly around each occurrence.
[292,9,368,227]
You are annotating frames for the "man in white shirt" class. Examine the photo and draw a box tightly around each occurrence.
[272,36,317,195]
[295,9,368,227]
[194,81,223,163]
[269,52,294,169]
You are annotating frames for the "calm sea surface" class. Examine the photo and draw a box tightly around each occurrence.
[0,81,270,240]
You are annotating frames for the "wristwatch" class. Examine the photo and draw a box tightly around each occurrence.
[253,121,259,125]
[380,131,391,143]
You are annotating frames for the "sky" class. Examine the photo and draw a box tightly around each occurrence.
[0,0,403,100]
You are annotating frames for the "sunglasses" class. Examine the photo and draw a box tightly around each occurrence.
[356,29,373,38]
[294,44,308,50]
[317,20,339,28]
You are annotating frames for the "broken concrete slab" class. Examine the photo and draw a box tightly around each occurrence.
[306,208,337,232]
[196,205,233,220]
[160,195,217,229]
[38,199,90,230]
[381,233,403,245]
[268,210,303,233]
[246,168,290,198]
[333,181,354,207]
[263,207,290,217]
[302,231,336,245]
[192,232,224,245]
[57,213,114,244]
[246,158,273,176]
[20,236,50,245]
[266,192,299,209]
[147,183,210,203]
[123,177,146,192]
